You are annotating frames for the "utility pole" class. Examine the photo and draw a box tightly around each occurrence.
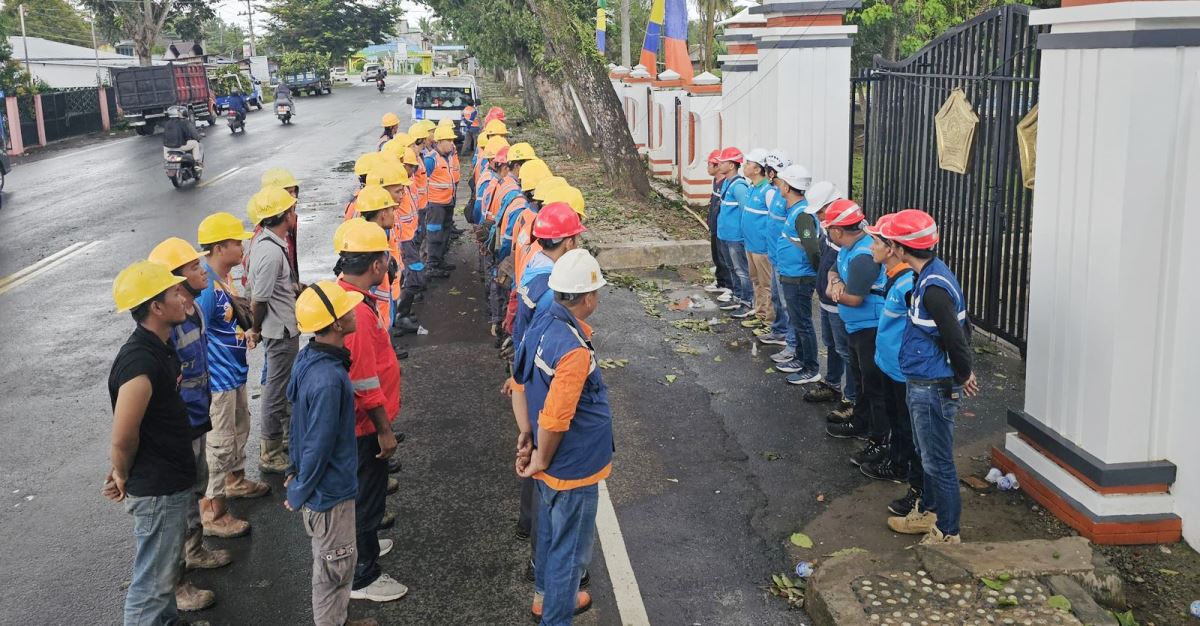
[240,0,256,57]
[620,0,631,67]
[18,4,33,90]
[90,18,102,87]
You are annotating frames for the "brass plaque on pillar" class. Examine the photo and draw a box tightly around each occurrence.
[934,88,979,175]
[1017,104,1038,190]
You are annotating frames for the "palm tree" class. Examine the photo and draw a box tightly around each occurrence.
[695,0,735,71]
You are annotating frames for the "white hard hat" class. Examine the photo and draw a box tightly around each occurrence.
[548,249,607,294]
[744,148,770,167]
[777,164,811,191]
[804,180,844,215]
[764,150,792,172]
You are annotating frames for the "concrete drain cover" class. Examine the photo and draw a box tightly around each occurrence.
[851,570,1083,625]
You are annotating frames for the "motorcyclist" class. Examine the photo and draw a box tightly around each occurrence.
[227,90,248,126]
[274,83,295,116]
[162,105,203,168]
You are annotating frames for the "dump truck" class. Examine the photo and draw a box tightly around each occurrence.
[112,63,215,135]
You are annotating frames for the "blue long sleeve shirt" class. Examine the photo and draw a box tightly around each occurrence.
[286,341,358,513]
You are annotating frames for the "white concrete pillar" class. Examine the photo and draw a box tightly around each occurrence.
[609,65,630,103]
[648,69,687,179]
[994,0,1200,546]
[750,0,857,193]
[622,65,653,154]
[678,72,723,204]
[716,8,764,152]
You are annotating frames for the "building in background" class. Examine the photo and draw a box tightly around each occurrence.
[7,36,140,88]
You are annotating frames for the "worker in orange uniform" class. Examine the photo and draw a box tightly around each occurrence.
[347,152,388,219]
[367,159,422,337]
[340,186,400,330]
[408,121,435,250]
[493,143,537,264]
[378,113,401,151]
[423,124,460,275]
[461,102,481,155]
[436,118,466,238]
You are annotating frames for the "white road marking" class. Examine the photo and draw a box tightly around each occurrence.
[197,166,243,188]
[27,137,138,165]
[0,241,103,296]
[597,480,651,625]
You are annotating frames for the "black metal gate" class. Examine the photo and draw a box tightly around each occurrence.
[851,5,1046,352]
[16,95,37,144]
[41,88,103,142]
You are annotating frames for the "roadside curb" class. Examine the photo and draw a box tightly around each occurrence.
[590,239,710,270]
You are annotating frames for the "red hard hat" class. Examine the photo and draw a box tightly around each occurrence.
[493,146,510,165]
[883,209,939,249]
[707,149,721,165]
[822,199,866,228]
[532,202,587,239]
[864,213,895,237]
[717,147,744,164]
[486,106,506,121]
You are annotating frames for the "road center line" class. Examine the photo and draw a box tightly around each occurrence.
[198,166,243,188]
[596,480,651,625]
[0,241,102,296]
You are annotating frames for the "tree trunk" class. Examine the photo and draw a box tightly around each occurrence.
[514,53,547,119]
[526,0,650,199]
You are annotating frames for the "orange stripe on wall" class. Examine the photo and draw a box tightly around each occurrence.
[766,14,842,27]
[727,44,757,55]
[1016,434,1171,495]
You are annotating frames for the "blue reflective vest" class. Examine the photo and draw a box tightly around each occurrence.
[775,200,818,279]
[740,179,773,255]
[765,185,787,264]
[172,310,211,431]
[716,175,749,242]
[513,254,554,348]
[513,301,614,482]
[900,257,967,381]
[835,235,886,333]
[875,267,915,383]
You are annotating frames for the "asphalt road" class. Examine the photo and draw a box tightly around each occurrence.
[0,79,1023,626]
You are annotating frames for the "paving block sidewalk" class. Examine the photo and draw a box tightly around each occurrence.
[807,537,1120,626]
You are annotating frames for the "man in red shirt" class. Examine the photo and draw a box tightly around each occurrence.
[332,219,408,604]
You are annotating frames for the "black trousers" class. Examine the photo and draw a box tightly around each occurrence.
[707,201,733,289]
[353,434,387,589]
[847,327,888,442]
[883,375,924,491]
[519,476,538,560]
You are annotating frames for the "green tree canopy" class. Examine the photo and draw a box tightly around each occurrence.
[850,0,1037,70]
[0,0,92,48]
[199,18,247,59]
[262,0,403,61]
[81,0,215,65]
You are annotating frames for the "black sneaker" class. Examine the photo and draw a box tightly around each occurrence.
[515,523,530,541]
[437,262,458,271]
[804,383,840,403]
[861,458,907,483]
[826,400,855,423]
[850,440,889,466]
[888,487,922,516]
[378,510,396,530]
[826,421,868,440]
[388,456,402,474]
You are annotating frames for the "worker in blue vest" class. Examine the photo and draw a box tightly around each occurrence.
[770,165,822,385]
[885,209,976,545]
[738,149,778,324]
[802,183,855,419]
[712,147,754,316]
[822,200,890,469]
[758,150,797,359]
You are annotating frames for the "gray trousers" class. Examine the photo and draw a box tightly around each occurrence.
[261,335,299,442]
[424,202,453,266]
[303,499,357,626]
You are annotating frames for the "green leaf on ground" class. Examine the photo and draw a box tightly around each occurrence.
[1157,568,1180,576]
[790,533,814,548]
[997,572,1012,582]
[981,577,1006,591]
[664,374,677,384]
[829,547,868,558]
[713,355,722,362]
[1110,610,1139,626]
[674,345,701,355]
[1047,595,1072,612]
[997,595,1020,607]
[762,452,782,461]
[447,287,462,295]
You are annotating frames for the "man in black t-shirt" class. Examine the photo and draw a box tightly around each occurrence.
[103,260,196,625]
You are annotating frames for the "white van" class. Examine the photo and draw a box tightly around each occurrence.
[406,76,479,125]
[361,63,384,82]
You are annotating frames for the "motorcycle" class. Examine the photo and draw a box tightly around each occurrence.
[276,103,292,125]
[377,78,386,93]
[227,109,246,134]
[164,150,201,188]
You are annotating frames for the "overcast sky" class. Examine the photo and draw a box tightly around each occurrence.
[213,0,434,38]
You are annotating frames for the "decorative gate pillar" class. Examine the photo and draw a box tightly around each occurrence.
[609,64,630,102]
[750,0,858,192]
[717,8,764,151]
[648,69,686,179]
[678,72,723,204]
[994,0,1200,545]
[622,65,654,153]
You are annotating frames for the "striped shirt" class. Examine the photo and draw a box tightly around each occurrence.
[197,262,249,392]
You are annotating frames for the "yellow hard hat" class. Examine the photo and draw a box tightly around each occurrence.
[407,120,435,137]
[382,134,412,157]
[148,237,207,271]
[356,184,399,214]
[355,151,386,176]
[198,212,254,246]
[382,112,400,128]
[261,167,299,190]
[112,260,186,312]
[246,193,263,225]
[337,218,390,253]
[367,159,411,187]
[402,147,421,167]
[482,135,510,159]
[508,142,536,162]
[437,118,454,128]
[533,176,569,201]
[478,130,490,145]
[296,280,363,334]
[484,119,508,135]
[542,185,586,218]
[434,126,457,142]
[519,159,552,192]
[254,187,298,223]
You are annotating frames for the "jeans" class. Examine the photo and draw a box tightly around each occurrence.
[353,435,388,590]
[261,335,299,442]
[123,489,190,626]
[534,481,599,626]
[883,376,924,492]
[708,204,733,289]
[847,328,888,441]
[770,272,795,345]
[822,308,855,400]
[907,381,963,536]
[780,279,819,371]
[424,202,453,266]
[717,240,753,304]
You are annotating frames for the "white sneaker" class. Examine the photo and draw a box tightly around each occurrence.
[378,538,393,557]
[715,290,733,302]
[770,348,796,363]
[350,572,408,602]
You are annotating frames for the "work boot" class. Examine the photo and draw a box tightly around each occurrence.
[259,438,289,474]
[919,526,962,545]
[436,261,458,271]
[391,316,420,337]
[225,470,270,499]
[200,497,250,538]
[379,510,396,530]
[887,506,937,535]
[804,383,840,403]
[388,456,402,474]
[827,400,855,423]
[861,458,907,484]
[427,268,450,279]
[175,581,216,612]
[387,477,399,495]
[184,527,232,570]
[850,440,889,467]
[531,591,592,621]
